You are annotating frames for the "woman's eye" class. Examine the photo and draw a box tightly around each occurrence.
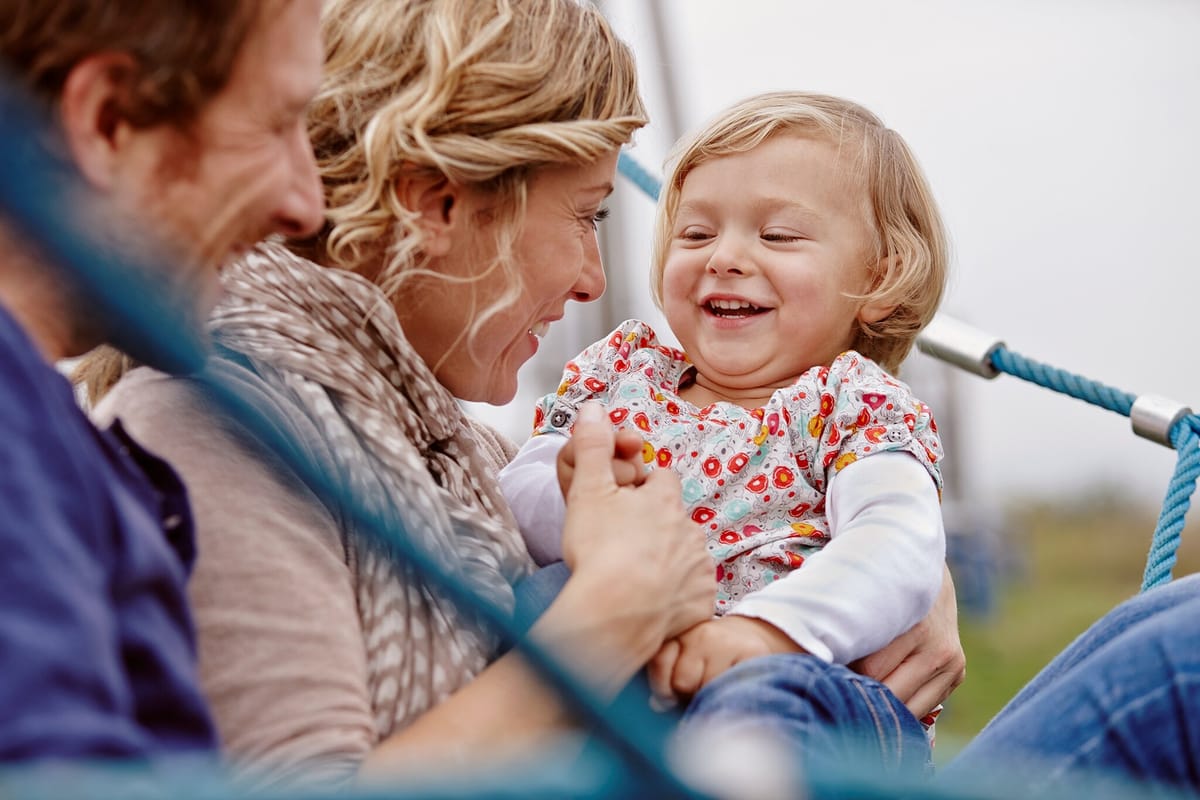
[586,207,610,230]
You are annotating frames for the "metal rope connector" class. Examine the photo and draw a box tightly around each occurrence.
[1130,394,1193,448]
[915,315,1005,379]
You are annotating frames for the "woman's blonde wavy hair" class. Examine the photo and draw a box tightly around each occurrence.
[297,0,647,357]
[650,91,948,374]
[76,0,647,404]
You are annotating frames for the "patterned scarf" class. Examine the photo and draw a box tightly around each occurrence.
[210,241,532,738]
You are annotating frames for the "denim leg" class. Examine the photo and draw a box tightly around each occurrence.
[992,574,1200,721]
[942,575,1200,793]
[678,653,930,780]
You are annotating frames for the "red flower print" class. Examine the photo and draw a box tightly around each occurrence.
[772,466,794,488]
[655,448,673,468]
[819,393,835,417]
[746,474,768,493]
[826,424,841,446]
[608,407,628,425]
[789,502,811,518]
[584,377,607,392]
[702,457,722,478]
[718,530,740,544]
[692,507,716,524]
[633,412,651,432]
[727,453,750,474]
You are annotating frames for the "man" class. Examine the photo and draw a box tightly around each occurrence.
[0,0,323,760]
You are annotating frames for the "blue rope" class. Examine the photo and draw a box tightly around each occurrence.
[618,152,662,201]
[1142,417,1200,589]
[988,346,1196,591]
[989,347,1135,417]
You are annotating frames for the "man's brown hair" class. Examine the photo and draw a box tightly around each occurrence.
[0,0,261,128]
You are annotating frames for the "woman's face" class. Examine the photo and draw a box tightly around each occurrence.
[401,150,619,404]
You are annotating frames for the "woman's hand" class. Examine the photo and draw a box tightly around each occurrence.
[849,563,965,718]
[560,403,714,644]
[555,426,646,498]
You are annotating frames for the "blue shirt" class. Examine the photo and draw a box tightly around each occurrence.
[0,303,217,761]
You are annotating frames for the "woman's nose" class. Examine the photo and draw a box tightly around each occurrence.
[571,234,607,302]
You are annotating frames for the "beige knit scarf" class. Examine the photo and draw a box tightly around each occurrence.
[211,241,532,739]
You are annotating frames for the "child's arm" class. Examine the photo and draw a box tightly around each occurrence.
[728,450,945,665]
[498,434,570,566]
[498,428,648,566]
[648,616,804,704]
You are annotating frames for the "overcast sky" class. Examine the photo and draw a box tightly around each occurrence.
[467,0,1200,515]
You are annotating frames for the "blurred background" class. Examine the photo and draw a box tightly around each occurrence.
[465,0,1200,756]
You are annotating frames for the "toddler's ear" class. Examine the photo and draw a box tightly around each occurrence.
[857,255,899,324]
[858,297,897,325]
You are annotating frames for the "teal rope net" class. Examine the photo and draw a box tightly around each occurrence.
[2,89,1195,799]
[988,347,1200,591]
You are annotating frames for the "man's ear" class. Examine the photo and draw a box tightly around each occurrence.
[394,172,464,258]
[857,255,899,325]
[58,52,139,191]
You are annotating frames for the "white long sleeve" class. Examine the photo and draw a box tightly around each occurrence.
[728,451,944,665]
[497,434,569,566]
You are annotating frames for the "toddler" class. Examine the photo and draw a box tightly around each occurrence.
[500,91,950,765]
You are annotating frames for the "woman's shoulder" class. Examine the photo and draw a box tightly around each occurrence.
[94,366,214,439]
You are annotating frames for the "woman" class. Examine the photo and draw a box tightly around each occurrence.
[93,0,963,788]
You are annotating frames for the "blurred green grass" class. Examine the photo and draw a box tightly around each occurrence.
[934,493,1200,761]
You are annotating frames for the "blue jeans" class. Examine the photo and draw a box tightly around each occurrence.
[513,564,929,781]
[682,653,930,780]
[941,573,1200,794]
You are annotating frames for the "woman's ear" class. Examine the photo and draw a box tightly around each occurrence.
[58,52,139,191]
[394,172,463,258]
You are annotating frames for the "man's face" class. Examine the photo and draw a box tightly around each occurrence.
[111,0,325,310]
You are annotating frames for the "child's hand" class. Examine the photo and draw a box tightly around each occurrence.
[648,616,805,704]
[556,426,646,498]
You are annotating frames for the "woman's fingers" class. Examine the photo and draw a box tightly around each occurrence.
[565,402,619,497]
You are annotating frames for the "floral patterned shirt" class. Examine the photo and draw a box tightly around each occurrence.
[533,320,943,612]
